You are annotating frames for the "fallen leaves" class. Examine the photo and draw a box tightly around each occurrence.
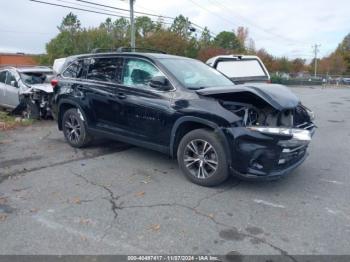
[79,218,91,225]
[0,214,7,222]
[30,208,39,213]
[0,139,13,144]
[0,197,7,205]
[148,224,161,232]
[71,197,81,204]
[135,191,145,197]
[80,235,87,241]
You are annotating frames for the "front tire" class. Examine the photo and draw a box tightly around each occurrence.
[177,129,229,187]
[62,108,92,148]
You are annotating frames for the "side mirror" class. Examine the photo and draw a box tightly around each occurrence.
[149,76,172,91]
[10,80,18,88]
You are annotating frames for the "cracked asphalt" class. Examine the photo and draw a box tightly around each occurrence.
[0,86,350,257]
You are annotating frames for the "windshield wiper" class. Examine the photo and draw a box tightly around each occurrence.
[187,86,206,90]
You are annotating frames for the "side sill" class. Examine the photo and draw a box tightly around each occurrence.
[87,127,170,155]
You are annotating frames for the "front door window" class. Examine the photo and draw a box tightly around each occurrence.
[122,59,162,88]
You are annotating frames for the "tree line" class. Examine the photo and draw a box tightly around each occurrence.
[39,12,350,76]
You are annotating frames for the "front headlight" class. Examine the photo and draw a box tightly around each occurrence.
[247,126,311,142]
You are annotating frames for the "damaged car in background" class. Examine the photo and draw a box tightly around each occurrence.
[0,66,54,119]
[52,51,315,186]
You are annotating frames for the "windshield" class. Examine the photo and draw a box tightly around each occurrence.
[216,59,267,78]
[159,58,234,89]
[20,71,53,85]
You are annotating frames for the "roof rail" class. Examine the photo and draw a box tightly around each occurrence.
[117,47,167,54]
[90,47,166,54]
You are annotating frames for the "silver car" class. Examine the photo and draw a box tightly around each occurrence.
[0,66,54,119]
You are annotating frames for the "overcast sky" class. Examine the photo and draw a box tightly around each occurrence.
[0,0,349,60]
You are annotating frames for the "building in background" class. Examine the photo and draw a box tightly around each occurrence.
[0,53,37,67]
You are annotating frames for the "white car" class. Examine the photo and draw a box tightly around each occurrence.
[53,57,67,75]
[207,55,270,84]
[0,66,54,119]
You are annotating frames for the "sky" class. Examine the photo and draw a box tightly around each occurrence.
[0,0,349,60]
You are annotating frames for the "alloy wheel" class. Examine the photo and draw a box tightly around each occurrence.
[64,114,81,143]
[183,139,218,179]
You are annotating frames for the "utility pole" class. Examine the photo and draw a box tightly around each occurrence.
[312,44,320,77]
[129,0,135,50]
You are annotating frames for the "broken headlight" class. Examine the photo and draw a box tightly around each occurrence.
[247,127,312,146]
[305,107,315,121]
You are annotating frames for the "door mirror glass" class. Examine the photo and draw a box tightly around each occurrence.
[149,76,171,91]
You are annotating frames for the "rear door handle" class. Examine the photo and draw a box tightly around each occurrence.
[117,93,127,99]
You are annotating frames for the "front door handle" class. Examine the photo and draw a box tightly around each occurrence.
[117,93,127,99]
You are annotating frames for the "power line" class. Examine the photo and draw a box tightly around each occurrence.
[55,0,131,17]
[30,0,132,19]
[73,0,217,37]
[75,0,175,20]
[30,0,217,40]
[29,0,173,25]
[194,0,307,45]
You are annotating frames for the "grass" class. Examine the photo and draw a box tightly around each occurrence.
[0,110,34,131]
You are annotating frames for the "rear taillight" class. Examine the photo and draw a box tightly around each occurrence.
[51,79,58,87]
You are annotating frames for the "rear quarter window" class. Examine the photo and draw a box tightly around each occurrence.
[62,60,85,78]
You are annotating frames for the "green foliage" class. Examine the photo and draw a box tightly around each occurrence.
[42,12,350,76]
[214,31,244,51]
[170,15,192,38]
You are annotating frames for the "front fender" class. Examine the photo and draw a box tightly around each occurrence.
[169,116,233,165]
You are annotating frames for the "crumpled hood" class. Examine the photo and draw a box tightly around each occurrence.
[20,83,53,94]
[196,83,300,111]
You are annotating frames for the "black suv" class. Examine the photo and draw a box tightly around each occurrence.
[52,50,315,186]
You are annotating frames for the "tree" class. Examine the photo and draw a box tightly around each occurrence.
[113,17,130,40]
[58,12,81,33]
[100,18,113,33]
[336,33,350,73]
[256,49,275,72]
[135,16,155,37]
[199,27,212,47]
[170,15,191,38]
[236,26,249,48]
[213,31,244,51]
[291,58,306,74]
[141,29,189,56]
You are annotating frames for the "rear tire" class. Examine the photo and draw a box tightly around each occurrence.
[62,108,92,148]
[177,129,229,187]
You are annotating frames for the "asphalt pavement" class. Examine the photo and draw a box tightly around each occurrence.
[0,86,350,257]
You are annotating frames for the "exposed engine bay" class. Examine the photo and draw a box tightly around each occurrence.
[220,100,313,129]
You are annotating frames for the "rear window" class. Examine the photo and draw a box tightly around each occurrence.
[216,59,267,78]
[20,71,53,85]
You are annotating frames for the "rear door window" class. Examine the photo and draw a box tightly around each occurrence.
[86,57,123,83]
[5,71,16,85]
[0,71,7,83]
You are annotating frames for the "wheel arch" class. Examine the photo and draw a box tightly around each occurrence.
[170,116,232,165]
[57,99,88,130]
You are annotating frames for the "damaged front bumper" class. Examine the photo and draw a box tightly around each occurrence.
[224,125,315,180]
